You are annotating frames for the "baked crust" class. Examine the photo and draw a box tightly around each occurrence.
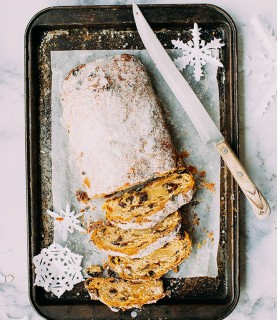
[84,277,165,310]
[61,54,176,198]
[103,168,194,228]
[89,211,181,258]
[106,232,192,281]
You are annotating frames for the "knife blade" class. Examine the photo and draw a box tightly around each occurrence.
[132,1,270,219]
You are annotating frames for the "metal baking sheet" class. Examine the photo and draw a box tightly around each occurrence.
[25,4,239,320]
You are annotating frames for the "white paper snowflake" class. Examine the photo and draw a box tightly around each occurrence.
[47,204,86,241]
[33,242,84,298]
[172,23,225,81]
[241,15,276,117]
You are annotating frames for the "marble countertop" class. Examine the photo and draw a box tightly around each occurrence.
[0,0,276,319]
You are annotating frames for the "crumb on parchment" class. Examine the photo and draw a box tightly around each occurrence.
[197,231,215,249]
[185,164,215,192]
[193,213,200,226]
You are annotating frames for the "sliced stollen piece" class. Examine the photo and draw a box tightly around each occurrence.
[103,168,194,229]
[89,211,181,258]
[61,54,176,198]
[84,277,165,311]
[106,232,192,281]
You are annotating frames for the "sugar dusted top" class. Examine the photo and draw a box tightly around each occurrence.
[61,54,176,198]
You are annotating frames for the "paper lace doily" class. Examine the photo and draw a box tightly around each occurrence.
[33,242,84,298]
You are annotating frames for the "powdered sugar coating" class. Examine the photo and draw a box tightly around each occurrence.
[61,54,176,198]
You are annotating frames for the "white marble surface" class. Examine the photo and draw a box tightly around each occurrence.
[0,0,276,319]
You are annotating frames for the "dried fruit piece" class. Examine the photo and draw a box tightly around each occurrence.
[85,265,103,277]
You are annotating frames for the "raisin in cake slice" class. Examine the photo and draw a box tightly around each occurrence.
[106,232,192,281]
[103,168,194,229]
[61,54,176,199]
[89,211,181,258]
[84,278,165,311]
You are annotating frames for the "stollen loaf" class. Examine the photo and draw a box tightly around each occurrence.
[61,54,176,198]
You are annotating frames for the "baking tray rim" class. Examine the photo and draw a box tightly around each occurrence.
[25,4,239,320]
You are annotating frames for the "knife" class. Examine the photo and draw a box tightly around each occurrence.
[132,1,270,219]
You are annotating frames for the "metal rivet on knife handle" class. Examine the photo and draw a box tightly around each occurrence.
[237,171,243,178]
[216,140,271,219]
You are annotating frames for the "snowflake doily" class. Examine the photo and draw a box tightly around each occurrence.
[47,204,85,241]
[241,15,276,117]
[33,242,84,298]
[172,23,225,81]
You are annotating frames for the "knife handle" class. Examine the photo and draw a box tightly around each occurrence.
[216,140,270,219]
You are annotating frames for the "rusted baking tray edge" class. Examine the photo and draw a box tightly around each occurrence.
[25,4,239,320]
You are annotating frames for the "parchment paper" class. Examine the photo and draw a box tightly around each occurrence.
[51,49,220,278]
